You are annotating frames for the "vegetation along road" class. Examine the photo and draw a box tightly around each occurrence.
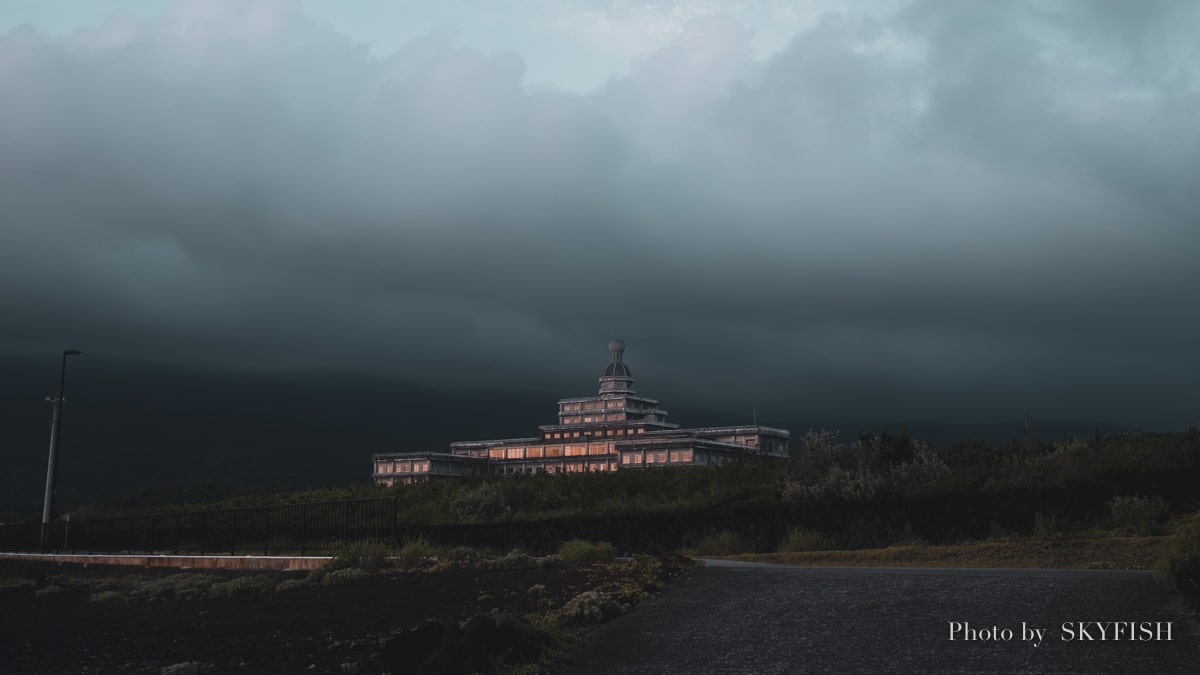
[561,560,1199,674]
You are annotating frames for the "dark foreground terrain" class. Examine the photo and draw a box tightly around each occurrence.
[563,560,1200,674]
[0,561,615,674]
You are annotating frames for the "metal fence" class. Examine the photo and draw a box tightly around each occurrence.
[0,498,400,556]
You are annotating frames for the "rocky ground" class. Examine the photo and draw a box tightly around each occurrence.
[0,555,685,674]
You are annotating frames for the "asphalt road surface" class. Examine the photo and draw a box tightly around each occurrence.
[562,560,1199,674]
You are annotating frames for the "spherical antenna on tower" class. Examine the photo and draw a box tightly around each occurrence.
[608,339,626,357]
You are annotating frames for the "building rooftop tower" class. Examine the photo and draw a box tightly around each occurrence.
[599,338,635,396]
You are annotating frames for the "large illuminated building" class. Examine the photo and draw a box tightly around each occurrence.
[371,340,790,485]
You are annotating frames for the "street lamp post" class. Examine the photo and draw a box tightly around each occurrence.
[40,349,81,552]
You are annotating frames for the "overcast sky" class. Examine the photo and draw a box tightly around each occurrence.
[2,0,1197,430]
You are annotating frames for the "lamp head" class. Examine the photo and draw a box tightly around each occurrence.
[64,349,81,356]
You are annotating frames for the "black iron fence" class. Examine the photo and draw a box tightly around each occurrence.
[0,498,400,556]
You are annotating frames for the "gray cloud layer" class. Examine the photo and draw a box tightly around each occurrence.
[2,1,1197,428]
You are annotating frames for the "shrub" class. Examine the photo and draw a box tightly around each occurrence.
[778,527,838,553]
[476,549,538,570]
[442,546,479,565]
[395,535,436,570]
[693,530,750,556]
[555,590,622,624]
[557,540,615,564]
[450,482,509,522]
[320,567,370,586]
[1033,511,1062,540]
[34,584,67,598]
[1107,495,1170,536]
[276,578,309,592]
[1158,513,1200,608]
[327,542,391,573]
[208,575,277,597]
[89,590,129,603]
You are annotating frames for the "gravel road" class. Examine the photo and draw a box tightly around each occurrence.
[561,560,1199,674]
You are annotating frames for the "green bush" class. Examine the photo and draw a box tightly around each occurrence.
[275,578,309,592]
[208,575,277,597]
[693,530,750,555]
[395,535,436,569]
[1158,513,1200,607]
[326,541,391,573]
[320,567,370,586]
[557,539,615,564]
[555,590,622,624]
[1033,511,1062,540]
[778,527,838,552]
[450,482,509,522]
[1107,495,1170,536]
[476,549,539,570]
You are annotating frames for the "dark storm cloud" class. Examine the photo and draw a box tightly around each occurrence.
[1,0,1197,427]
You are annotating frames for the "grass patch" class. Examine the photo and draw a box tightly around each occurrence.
[1158,513,1200,609]
[0,576,36,590]
[327,541,392,573]
[719,536,1171,570]
[1108,495,1171,536]
[691,530,751,556]
[779,527,839,553]
[395,535,438,570]
[557,540,615,564]
[208,575,278,596]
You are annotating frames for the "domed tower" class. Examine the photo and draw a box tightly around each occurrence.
[599,339,636,396]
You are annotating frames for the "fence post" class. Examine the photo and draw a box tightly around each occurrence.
[174,514,181,555]
[200,511,207,556]
[263,507,270,556]
[342,501,350,545]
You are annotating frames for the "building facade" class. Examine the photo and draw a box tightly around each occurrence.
[372,340,790,485]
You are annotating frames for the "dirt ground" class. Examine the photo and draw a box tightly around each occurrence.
[0,562,615,674]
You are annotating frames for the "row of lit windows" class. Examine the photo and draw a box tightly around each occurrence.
[495,462,619,474]
[620,450,693,465]
[545,428,643,440]
[561,413,626,424]
[562,400,624,412]
[377,461,431,474]
[486,443,617,459]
